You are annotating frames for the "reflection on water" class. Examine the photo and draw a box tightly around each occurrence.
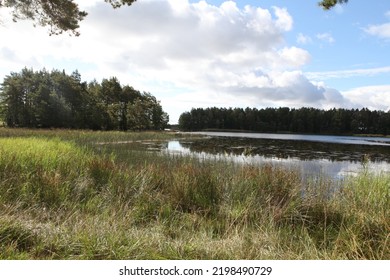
[164,134,390,178]
[190,131,390,146]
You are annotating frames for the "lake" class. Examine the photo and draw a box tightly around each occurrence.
[162,132,390,178]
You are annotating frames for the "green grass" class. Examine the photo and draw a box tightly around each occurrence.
[0,128,389,259]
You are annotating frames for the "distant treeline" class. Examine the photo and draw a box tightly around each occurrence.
[179,107,390,135]
[0,68,169,130]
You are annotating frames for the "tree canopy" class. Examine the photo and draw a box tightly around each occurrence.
[0,68,169,130]
[1,0,347,36]
[179,106,390,135]
[319,0,348,10]
[0,0,136,36]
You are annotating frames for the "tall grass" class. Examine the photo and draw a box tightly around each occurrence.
[0,128,388,259]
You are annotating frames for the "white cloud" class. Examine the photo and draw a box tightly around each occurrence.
[316,32,335,44]
[79,0,315,122]
[342,85,390,112]
[273,6,293,31]
[364,23,390,39]
[296,33,312,45]
[1,0,367,124]
[363,10,390,39]
[208,70,355,113]
[278,47,311,68]
[306,66,390,80]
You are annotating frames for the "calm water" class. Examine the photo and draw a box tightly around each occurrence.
[162,132,390,178]
[189,131,390,146]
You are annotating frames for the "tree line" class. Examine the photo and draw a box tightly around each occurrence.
[179,106,390,135]
[0,68,169,130]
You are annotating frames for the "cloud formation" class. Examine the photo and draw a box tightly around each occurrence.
[86,0,300,70]
[306,66,390,80]
[363,11,390,39]
[1,0,376,123]
[364,23,390,39]
[84,1,337,113]
[342,85,390,112]
[296,33,312,45]
[316,32,335,44]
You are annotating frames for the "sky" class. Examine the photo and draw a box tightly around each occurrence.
[1,0,390,124]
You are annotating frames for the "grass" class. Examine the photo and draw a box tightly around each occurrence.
[0,128,389,259]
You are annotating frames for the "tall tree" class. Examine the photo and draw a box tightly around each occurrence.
[178,106,390,136]
[0,0,87,36]
[0,68,169,130]
[0,0,136,36]
[0,72,23,127]
[100,77,122,130]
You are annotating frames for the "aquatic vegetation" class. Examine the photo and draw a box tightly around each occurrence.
[0,128,388,259]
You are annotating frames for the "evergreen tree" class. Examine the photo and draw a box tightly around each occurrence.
[0,68,169,131]
[178,106,390,136]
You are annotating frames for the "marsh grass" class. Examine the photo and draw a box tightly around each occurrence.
[0,128,389,259]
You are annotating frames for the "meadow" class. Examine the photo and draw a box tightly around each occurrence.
[0,128,389,259]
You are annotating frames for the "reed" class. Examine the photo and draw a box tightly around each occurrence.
[0,128,388,259]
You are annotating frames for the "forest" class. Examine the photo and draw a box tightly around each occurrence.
[0,68,169,130]
[179,106,390,135]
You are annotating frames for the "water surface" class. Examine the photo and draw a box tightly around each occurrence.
[189,131,390,146]
[163,132,390,178]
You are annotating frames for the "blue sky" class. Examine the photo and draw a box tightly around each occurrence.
[245,0,390,89]
[1,0,390,123]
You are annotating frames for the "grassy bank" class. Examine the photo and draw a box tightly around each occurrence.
[0,128,389,259]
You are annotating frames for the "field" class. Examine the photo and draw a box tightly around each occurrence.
[0,128,389,259]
